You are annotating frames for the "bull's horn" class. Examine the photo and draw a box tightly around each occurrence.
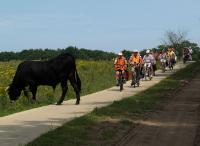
[5,86,10,92]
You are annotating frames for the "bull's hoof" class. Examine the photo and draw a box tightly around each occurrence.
[10,100,15,104]
[75,101,80,105]
[56,102,62,105]
[30,99,37,104]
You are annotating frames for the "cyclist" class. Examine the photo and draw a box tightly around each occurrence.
[188,47,193,60]
[183,47,189,56]
[166,48,176,68]
[129,50,143,86]
[159,49,167,71]
[182,47,190,63]
[143,50,154,78]
[114,52,128,86]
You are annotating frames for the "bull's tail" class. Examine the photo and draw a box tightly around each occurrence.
[75,68,81,91]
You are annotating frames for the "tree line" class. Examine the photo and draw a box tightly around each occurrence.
[0,31,199,61]
[0,47,116,61]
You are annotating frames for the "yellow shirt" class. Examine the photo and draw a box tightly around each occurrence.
[129,55,142,64]
[167,51,175,58]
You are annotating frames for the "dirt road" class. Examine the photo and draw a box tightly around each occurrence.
[117,70,200,146]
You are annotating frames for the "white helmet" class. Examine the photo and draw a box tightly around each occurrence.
[133,50,139,53]
[146,50,150,53]
[118,52,123,56]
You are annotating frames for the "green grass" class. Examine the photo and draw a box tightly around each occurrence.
[0,60,115,117]
[26,62,200,146]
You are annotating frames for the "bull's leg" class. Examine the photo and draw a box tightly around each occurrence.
[29,85,37,101]
[23,89,29,98]
[69,77,80,105]
[56,82,68,105]
[23,88,32,102]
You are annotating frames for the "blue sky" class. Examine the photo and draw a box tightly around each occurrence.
[0,0,199,52]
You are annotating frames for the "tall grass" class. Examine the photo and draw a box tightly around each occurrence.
[0,60,115,117]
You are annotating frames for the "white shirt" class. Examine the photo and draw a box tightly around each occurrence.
[143,54,154,63]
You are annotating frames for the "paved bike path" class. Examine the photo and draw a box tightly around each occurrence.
[0,62,189,146]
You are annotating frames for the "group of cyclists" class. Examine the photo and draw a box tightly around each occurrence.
[114,47,193,90]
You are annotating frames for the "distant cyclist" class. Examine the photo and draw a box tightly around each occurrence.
[143,50,154,78]
[114,52,128,86]
[159,50,167,71]
[166,48,176,69]
[129,50,143,86]
[159,49,167,61]
[182,47,190,63]
[188,47,193,60]
[183,47,189,56]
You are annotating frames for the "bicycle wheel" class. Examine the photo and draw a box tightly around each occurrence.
[119,71,123,91]
[144,67,148,81]
[148,67,152,80]
[131,71,136,87]
[135,69,140,87]
[161,63,165,72]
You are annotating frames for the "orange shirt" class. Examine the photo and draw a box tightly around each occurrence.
[114,57,127,70]
[129,55,142,64]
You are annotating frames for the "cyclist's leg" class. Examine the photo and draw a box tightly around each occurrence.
[170,58,174,68]
[144,63,148,79]
[150,64,153,77]
[168,58,171,68]
[190,53,192,60]
[166,59,168,68]
[136,67,140,83]
[131,67,135,85]
[115,71,119,86]
[125,70,129,81]
[153,64,156,76]
[122,70,126,83]
[141,65,145,79]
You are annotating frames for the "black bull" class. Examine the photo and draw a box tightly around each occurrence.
[6,53,81,105]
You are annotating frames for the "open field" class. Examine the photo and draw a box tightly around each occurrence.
[0,60,115,117]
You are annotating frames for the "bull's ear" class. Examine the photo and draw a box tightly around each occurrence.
[5,86,10,92]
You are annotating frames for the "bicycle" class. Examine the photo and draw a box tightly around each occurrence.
[144,62,153,81]
[118,70,124,91]
[168,58,173,70]
[160,59,167,73]
[183,54,189,64]
[115,65,125,91]
[130,63,140,87]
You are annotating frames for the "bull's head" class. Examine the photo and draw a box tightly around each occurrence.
[5,85,21,102]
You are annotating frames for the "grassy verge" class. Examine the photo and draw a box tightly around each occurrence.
[0,60,115,117]
[26,62,200,146]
